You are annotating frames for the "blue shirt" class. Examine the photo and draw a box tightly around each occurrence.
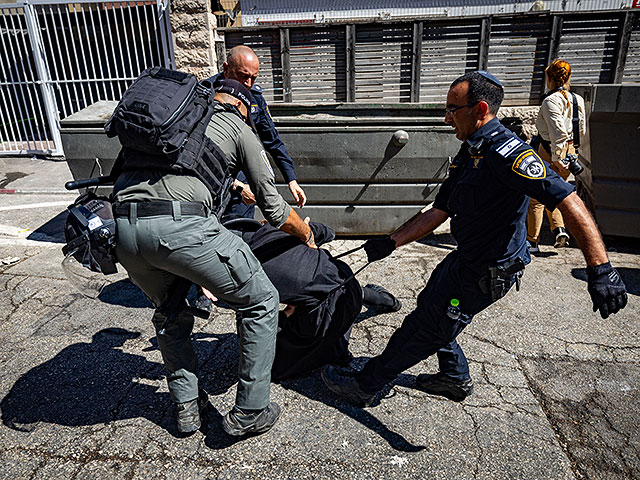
[209,73,297,183]
[433,117,575,272]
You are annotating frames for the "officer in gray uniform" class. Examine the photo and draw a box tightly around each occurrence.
[112,79,316,436]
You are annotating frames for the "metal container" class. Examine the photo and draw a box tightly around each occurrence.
[60,101,120,195]
[269,103,455,234]
[572,84,640,239]
[60,101,455,234]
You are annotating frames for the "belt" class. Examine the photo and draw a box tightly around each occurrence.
[113,201,208,218]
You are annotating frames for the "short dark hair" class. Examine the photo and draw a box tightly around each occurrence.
[450,71,504,115]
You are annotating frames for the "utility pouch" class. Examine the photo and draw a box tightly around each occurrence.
[478,257,525,302]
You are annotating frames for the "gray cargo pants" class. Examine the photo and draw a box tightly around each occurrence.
[115,204,278,410]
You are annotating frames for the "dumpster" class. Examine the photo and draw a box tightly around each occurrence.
[572,84,640,239]
[61,101,457,234]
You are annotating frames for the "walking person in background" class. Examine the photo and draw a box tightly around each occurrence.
[526,59,587,253]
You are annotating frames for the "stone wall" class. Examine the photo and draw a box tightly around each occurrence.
[170,0,218,80]
[498,106,540,141]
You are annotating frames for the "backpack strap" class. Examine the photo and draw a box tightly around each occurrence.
[571,92,580,149]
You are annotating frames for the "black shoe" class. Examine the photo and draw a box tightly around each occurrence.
[176,388,210,434]
[553,227,570,248]
[527,240,539,253]
[195,290,213,314]
[364,284,402,313]
[332,350,354,367]
[321,365,375,407]
[222,402,281,436]
[416,372,474,402]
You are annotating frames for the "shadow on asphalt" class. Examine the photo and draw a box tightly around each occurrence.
[417,232,457,251]
[274,362,427,453]
[0,327,240,439]
[99,278,153,308]
[571,266,640,296]
[27,211,67,243]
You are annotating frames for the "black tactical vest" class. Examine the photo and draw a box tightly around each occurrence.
[105,67,233,217]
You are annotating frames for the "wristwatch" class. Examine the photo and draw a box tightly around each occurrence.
[235,183,244,194]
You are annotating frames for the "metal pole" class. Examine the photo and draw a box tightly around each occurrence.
[280,28,292,102]
[346,24,356,102]
[613,11,635,83]
[158,0,175,68]
[410,21,423,103]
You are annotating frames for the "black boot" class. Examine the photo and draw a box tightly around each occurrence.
[176,388,211,434]
[222,402,281,436]
[416,372,474,402]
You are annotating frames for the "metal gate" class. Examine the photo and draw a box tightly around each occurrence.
[222,10,640,107]
[0,0,174,157]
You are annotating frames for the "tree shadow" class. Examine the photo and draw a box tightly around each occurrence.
[571,266,640,296]
[0,328,239,438]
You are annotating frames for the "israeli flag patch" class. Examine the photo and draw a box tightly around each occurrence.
[512,149,546,179]
[496,137,522,157]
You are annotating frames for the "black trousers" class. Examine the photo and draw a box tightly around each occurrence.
[357,251,497,393]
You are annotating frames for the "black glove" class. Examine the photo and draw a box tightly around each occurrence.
[586,262,628,319]
[363,236,396,263]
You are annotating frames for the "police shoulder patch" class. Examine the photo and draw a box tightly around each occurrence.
[251,84,263,94]
[511,149,546,179]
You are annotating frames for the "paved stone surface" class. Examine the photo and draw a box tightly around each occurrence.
[0,158,638,479]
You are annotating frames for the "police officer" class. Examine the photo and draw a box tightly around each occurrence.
[321,71,628,406]
[113,79,316,436]
[209,45,307,218]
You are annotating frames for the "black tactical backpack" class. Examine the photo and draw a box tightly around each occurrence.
[105,66,233,217]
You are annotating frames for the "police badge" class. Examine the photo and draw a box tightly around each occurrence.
[511,149,546,179]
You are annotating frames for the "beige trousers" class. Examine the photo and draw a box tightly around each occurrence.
[526,145,571,243]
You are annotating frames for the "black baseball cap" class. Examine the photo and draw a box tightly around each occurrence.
[215,78,253,109]
[215,78,255,129]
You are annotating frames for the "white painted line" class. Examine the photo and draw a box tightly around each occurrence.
[0,201,70,212]
[0,238,59,247]
[0,224,27,237]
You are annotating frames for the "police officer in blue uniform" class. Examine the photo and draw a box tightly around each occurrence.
[322,71,628,406]
[208,45,306,219]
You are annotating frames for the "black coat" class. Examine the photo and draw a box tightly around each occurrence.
[241,223,363,380]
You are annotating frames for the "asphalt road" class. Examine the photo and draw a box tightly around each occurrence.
[0,157,638,479]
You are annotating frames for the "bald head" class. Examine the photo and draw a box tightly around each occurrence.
[224,45,260,89]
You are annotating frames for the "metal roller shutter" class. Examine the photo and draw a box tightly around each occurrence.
[354,24,413,102]
[487,16,551,106]
[225,29,283,102]
[557,13,620,84]
[623,13,640,82]
[289,27,346,102]
[420,20,481,105]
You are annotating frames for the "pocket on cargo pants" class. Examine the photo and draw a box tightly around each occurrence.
[217,245,262,290]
